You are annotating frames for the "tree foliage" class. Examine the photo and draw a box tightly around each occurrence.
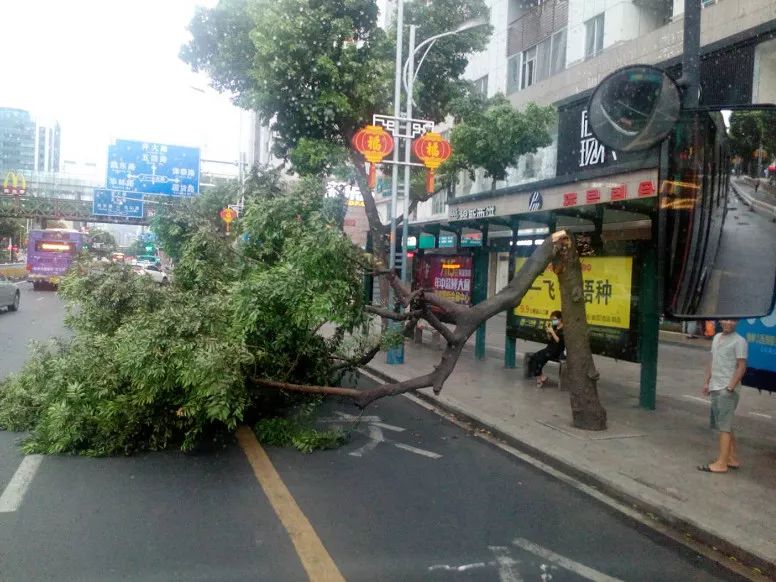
[443,95,555,190]
[0,172,374,455]
[181,0,489,181]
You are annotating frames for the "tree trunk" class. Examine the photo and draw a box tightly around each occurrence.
[553,233,607,430]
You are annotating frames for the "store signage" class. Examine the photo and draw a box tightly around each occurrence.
[610,185,627,201]
[528,191,543,211]
[449,205,496,221]
[556,100,657,177]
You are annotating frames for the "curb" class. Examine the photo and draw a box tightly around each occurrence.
[363,364,774,581]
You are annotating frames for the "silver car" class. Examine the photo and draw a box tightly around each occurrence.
[0,274,20,312]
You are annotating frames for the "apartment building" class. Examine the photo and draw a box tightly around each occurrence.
[404,0,776,299]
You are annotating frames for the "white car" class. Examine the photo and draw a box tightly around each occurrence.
[0,274,20,312]
[134,264,170,285]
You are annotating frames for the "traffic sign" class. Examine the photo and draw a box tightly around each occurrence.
[92,189,144,219]
[106,139,200,197]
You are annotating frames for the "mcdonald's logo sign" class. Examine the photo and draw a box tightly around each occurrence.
[2,170,27,195]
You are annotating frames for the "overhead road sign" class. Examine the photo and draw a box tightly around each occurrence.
[92,189,144,219]
[106,139,200,197]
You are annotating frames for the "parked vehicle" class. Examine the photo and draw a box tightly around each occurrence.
[0,274,20,312]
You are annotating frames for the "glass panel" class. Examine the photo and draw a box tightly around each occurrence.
[550,29,567,75]
[595,14,605,54]
[536,37,551,83]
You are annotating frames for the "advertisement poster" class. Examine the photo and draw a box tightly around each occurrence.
[414,255,473,306]
[509,256,639,361]
[737,312,776,392]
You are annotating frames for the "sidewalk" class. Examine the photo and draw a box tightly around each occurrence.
[366,325,776,577]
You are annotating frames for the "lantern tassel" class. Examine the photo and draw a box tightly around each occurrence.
[425,169,435,194]
[368,164,377,189]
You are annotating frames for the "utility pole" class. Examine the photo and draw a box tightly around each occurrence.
[386,0,405,365]
[640,0,702,410]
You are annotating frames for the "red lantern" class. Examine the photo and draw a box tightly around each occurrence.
[412,132,452,193]
[352,125,394,188]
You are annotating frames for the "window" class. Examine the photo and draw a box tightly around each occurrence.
[585,13,605,59]
[521,46,537,90]
[432,186,448,215]
[512,29,567,93]
[473,75,488,97]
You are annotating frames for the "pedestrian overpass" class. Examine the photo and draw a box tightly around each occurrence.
[0,192,149,226]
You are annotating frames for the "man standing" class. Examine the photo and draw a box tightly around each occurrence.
[698,320,748,473]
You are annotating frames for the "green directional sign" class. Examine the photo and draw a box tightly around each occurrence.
[418,234,436,249]
[438,234,456,248]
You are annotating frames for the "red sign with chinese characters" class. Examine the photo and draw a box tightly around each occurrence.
[563,192,578,207]
[610,185,627,201]
[585,189,601,204]
[638,181,656,197]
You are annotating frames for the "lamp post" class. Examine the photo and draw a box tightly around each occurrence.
[399,17,488,285]
[384,4,487,364]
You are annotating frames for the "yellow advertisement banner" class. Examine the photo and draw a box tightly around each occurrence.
[513,256,633,330]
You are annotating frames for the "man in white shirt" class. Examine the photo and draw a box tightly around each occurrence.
[698,320,748,474]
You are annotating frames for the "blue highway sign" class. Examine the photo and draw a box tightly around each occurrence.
[106,139,199,197]
[93,189,144,219]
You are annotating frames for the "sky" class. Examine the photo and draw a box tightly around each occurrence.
[0,0,248,178]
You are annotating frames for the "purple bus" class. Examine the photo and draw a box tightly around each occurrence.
[27,229,87,289]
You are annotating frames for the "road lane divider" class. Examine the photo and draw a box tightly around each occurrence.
[235,426,344,582]
[0,455,43,513]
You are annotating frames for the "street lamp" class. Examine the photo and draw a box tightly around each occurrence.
[397,16,489,286]
[384,1,488,364]
[402,17,489,100]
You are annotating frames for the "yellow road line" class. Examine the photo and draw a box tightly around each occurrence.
[236,426,345,582]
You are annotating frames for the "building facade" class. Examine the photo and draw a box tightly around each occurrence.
[0,107,61,175]
[412,0,776,239]
[0,108,36,174]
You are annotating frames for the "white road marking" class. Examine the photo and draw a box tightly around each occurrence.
[681,394,709,404]
[429,562,487,572]
[348,424,384,457]
[0,455,43,513]
[36,297,44,302]
[749,412,773,419]
[512,538,624,582]
[488,546,523,582]
[393,442,442,459]
[371,421,405,433]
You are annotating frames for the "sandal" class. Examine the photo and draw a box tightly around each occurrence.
[697,464,728,473]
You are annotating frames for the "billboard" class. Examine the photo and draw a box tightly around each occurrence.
[509,256,640,361]
[413,255,473,306]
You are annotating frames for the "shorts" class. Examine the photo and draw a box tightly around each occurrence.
[709,389,740,432]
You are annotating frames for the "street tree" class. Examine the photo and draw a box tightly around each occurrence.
[444,95,555,192]
[181,0,608,430]
[88,228,117,257]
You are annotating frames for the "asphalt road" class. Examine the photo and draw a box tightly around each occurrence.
[706,186,776,316]
[0,285,746,581]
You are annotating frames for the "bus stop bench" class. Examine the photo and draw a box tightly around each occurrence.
[523,351,567,390]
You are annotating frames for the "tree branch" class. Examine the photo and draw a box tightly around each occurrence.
[365,305,422,321]
[252,378,363,399]
[422,306,457,345]
[469,235,556,322]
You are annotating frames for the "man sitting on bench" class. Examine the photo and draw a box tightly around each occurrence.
[531,310,565,387]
